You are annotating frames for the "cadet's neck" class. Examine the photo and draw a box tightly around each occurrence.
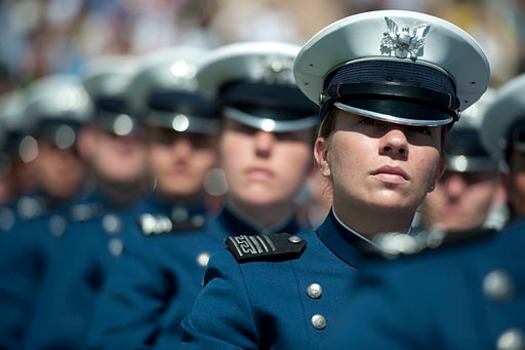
[332,201,415,239]
[226,197,297,231]
[96,176,146,208]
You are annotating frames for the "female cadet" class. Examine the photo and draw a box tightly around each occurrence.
[87,42,318,349]
[324,73,525,350]
[180,9,490,349]
[0,75,92,350]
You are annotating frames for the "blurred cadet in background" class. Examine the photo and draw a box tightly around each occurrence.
[325,217,525,349]
[88,41,318,349]
[0,74,91,350]
[87,45,220,350]
[482,73,525,223]
[22,55,148,350]
[416,90,507,233]
[0,90,38,207]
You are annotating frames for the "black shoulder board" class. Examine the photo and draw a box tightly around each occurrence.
[225,233,306,263]
[138,213,206,236]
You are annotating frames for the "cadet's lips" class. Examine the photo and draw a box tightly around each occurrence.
[372,165,409,183]
[246,167,274,180]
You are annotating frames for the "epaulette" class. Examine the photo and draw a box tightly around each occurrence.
[137,213,206,236]
[367,227,498,260]
[225,233,306,263]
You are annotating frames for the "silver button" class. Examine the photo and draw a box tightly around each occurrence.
[192,215,205,228]
[307,283,322,299]
[484,270,515,302]
[171,206,188,222]
[497,329,525,350]
[197,252,210,267]
[288,235,302,244]
[102,214,121,234]
[108,238,123,257]
[0,208,15,232]
[50,215,66,237]
[311,314,327,330]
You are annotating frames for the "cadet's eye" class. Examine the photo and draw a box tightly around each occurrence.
[358,117,380,126]
[415,126,432,135]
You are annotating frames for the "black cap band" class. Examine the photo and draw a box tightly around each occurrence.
[446,127,496,172]
[143,91,217,134]
[219,82,318,120]
[91,97,141,135]
[321,60,459,124]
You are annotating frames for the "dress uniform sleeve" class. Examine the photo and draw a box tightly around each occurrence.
[87,234,170,350]
[0,219,54,349]
[22,222,112,349]
[180,249,261,350]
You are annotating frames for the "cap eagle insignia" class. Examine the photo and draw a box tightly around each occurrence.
[259,57,294,85]
[380,17,430,61]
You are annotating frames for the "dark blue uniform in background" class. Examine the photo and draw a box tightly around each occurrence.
[20,190,146,350]
[0,191,84,349]
[325,221,525,350]
[87,198,303,350]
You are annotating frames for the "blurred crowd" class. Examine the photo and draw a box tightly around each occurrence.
[1,0,525,94]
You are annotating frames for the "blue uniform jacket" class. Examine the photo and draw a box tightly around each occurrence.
[0,193,76,349]
[21,190,146,350]
[180,210,370,350]
[87,202,301,350]
[325,220,525,350]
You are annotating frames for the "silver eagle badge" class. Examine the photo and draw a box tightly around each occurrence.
[258,57,294,85]
[380,17,430,61]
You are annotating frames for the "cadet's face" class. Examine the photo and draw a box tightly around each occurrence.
[419,170,500,231]
[36,142,87,200]
[220,119,313,208]
[88,128,147,184]
[146,127,217,199]
[507,150,525,218]
[316,110,444,231]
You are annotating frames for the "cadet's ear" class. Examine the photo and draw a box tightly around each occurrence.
[429,158,446,193]
[314,138,331,177]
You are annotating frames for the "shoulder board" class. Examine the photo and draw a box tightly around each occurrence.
[225,233,306,263]
[368,227,498,260]
[138,213,206,236]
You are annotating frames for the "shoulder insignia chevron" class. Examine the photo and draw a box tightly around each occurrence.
[138,213,206,236]
[225,233,306,262]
